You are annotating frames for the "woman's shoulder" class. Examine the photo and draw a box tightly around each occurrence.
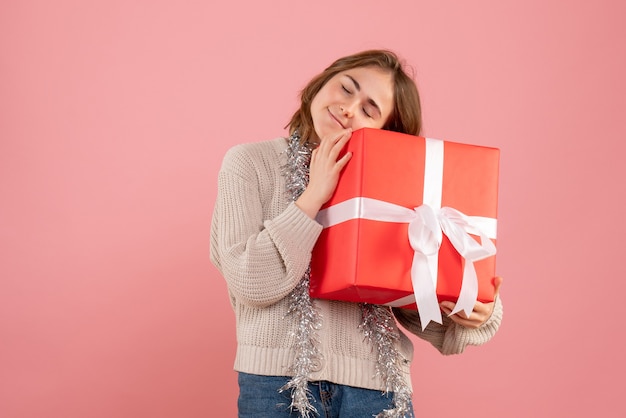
[221,137,288,173]
[225,137,287,159]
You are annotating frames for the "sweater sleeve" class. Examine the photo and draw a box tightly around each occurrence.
[392,296,503,355]
[210,143,323,308]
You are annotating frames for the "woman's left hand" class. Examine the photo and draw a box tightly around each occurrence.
[439,276,503,329]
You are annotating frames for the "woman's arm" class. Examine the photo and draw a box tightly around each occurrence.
[210,144,323,308]
[393,292,503,355]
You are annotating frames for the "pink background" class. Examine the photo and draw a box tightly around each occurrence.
[1,1,624,417]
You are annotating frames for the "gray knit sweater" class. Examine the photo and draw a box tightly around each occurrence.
[210,137,503,392]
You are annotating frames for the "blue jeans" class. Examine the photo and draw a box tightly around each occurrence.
[237,372,414,417]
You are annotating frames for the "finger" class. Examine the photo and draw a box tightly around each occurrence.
[450,315,482,329]
[317,134,351,169]
[439,301,469,319]
[492,276,504,297]
[316,129,351,159]
[455,310,471,320]
[337,128,352,142]
[335,151,353,171]
[441,299,490,328]
[449,305,488,328]
[329,129,352,155]
[320,128,351,146]
[439,300,454,314]
[444,309,477,328]
[336,128,352,142]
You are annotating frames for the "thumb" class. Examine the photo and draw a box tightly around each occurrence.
[492,276,504,298]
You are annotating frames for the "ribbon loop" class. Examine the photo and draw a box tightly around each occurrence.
[408,205,442,255]
[439,207,496,261]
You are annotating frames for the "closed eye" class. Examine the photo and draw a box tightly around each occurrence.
[343,74,382,118]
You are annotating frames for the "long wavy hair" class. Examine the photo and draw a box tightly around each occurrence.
[286,49,423,145]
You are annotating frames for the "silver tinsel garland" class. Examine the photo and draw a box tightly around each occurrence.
[280,132,413,418]
[279,131,322,418]
[360,303,414,418]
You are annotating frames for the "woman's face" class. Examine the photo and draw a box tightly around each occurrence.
[310,66,394,142]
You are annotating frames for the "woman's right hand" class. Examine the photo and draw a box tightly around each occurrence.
[295,128,352,219]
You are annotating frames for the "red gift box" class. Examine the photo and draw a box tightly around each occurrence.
[309,128,499,328]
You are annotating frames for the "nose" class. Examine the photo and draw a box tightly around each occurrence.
[340,100,358,117]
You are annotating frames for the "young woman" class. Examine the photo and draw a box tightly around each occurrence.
[210,50,503,418]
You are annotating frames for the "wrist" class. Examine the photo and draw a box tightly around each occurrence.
[295,190,324,219]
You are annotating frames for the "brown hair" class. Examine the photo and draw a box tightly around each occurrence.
[286,49,422,145]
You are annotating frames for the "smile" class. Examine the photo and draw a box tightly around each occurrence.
[328,109,346,129]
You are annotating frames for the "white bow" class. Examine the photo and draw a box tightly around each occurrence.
[409,204,496,329]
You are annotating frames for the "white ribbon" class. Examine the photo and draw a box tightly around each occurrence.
[316,138,497,330]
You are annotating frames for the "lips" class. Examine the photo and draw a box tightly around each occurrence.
[328,109,346,129]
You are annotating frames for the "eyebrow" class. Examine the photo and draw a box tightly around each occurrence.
[345,74,382,116]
